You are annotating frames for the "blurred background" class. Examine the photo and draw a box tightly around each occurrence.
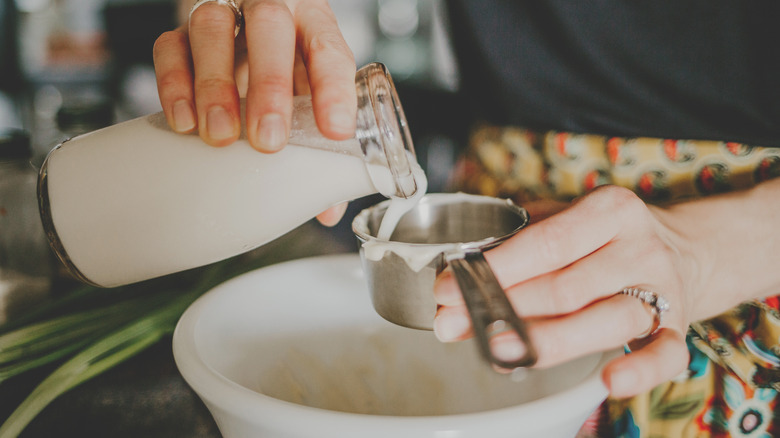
[0,1,469,436]
[0,0,464,185]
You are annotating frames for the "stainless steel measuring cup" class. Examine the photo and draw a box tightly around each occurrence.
[352,193,537,369]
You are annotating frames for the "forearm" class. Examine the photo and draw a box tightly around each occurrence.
[653,178,780,322]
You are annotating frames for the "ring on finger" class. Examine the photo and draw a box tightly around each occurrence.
[189,0,244,37]
[620,287,670,338]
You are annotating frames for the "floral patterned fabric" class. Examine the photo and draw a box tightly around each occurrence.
[449,125,780,438]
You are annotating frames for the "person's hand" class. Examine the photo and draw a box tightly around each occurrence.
[153,0,356,151]
[433,185,697,399]
[153,0,356,222]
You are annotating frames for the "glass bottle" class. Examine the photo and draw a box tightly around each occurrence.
[37,63,422,288]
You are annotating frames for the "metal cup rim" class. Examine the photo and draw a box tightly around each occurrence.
[351,192,529,248]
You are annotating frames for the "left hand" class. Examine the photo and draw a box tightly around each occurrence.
[433,185,694,399]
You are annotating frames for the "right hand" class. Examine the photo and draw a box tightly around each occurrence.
[153,0,356,224]
[153,0,357,152]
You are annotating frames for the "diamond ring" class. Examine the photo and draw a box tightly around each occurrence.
[620,287,670,338]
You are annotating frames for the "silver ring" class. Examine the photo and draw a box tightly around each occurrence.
[620,287,669,338]
[189,0,244,37]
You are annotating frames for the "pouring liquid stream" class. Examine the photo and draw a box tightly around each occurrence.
[376,164,428,241]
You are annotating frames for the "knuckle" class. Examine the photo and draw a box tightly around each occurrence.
[251,74,291,91]
[157,69,191,92]
[153,30,185,57]
[293,2,337,22]
[584,185,641,218]
[190,4,236,31]
[305,31,352,58]
[195,76,235,94]
[598,184,644,211]
[243,1,293,25]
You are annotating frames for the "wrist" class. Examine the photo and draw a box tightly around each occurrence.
[653,180,780,322]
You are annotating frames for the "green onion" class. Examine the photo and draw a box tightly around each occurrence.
[0,224,326,436]
[0,260,228,437]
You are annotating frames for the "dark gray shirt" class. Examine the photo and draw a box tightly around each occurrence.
[447,0,780,146]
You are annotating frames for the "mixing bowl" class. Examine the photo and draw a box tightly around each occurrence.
[173,254,619,438]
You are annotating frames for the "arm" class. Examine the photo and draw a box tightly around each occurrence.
[434,178,780,398]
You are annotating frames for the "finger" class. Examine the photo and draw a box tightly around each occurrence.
[437,241,638,310]
[293,51,311,95]
[434,294,656,369]
[502,242,675,317]
[603,328,689,398]
[189,1,242,146]
[295,3,357,139]
[316,202,348,227]
[433,236,655,311]
[433,268,463,306]
[433,305,474,342]
[243,0,296,152]
[496,294,658,369]
[153,27,197,133]
[485,186,647,288]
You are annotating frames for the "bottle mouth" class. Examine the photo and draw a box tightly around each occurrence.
[355,63,418,199]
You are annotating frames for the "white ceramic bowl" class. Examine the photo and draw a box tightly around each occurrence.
[173,254,619,438]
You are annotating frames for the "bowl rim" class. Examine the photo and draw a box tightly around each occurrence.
[172,254,620,430]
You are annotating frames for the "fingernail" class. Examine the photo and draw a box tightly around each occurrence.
[172,100,196,132]
[206,106,235,142]
[328,105,354,136]
[256,113,287,151]
[609,368,636,394]
[434,312,471,342]
[491,337,527,362]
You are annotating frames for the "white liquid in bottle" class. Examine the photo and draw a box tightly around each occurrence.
[43,112,382,287]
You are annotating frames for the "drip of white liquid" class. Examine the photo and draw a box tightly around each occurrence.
[359,193,504,273]
[376,162,428,241]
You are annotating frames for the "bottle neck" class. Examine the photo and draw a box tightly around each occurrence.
[354,63,419,199]
[287,95,363,158]
[285,62,422,200]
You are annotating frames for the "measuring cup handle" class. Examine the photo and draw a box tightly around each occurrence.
[446,249,538,369]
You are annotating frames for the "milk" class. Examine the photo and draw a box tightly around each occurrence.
[376,164,428,241]
[360,193,503,273]
[43,112,383,287]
